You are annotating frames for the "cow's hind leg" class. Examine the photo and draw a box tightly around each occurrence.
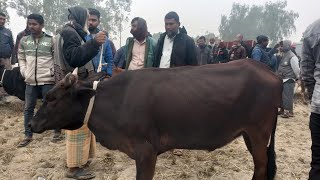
[134,141,157,180]
[247,130,269,180]
[243,132,252,155]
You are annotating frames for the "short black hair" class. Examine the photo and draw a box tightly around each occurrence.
[256,35,269,44]
[27,14,44,25]
[131,17,141,24]
[165,11,179,23]
[0,12,6,17]
[199,36,206,41]
[88,8,100,19]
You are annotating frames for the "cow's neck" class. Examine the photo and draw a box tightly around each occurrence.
[83,81,99,125]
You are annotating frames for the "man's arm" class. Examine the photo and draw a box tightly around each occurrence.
[104,41,113,76]
[61,29,100,68]
[11,33,22,64]
[241,47,247,59]
[290,56,300,79]
[186,37,198,65]
[9,30,14,53]
[18,37,27,78]
[251,48,262,61]
[301,37,317,97]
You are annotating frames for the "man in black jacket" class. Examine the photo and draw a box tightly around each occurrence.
[153,11,197,68]
[55,6,106,180]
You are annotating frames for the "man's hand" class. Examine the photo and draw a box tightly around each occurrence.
[296,79,302,86]
[273,43,280,49]
[94,31,107,46]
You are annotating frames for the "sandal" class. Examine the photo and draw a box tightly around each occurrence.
[66,168,95,180]
[17,137,33,148]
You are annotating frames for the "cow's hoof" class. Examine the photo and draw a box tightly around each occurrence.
[173,149,183,156]
[66,168,95,180]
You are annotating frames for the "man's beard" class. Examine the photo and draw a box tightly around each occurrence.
[131,29,145,41]
[88,26,96,33]
[167,30,178,38]
[199,44,206,49]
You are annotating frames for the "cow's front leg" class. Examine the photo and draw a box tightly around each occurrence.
[134,141,157,180]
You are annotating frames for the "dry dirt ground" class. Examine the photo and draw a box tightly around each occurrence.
[0,96,312,180]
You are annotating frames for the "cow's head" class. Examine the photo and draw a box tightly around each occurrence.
[30,70,96,133]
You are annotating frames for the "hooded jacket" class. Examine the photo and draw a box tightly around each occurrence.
[60,6,100,69]
[153,27,197,67]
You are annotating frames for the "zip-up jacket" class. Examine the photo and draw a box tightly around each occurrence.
[0,27,14,58]
[18,32,55,85]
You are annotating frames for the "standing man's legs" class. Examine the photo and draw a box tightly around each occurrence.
[18,85,39,147]
[309,113,320,180]
[40,84,63,142]
[281,80,295,118]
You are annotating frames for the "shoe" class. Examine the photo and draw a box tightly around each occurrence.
[281,110,290,118]
[278,108,284,115]
[17,137,33,148]
[51,132,64,143]
[289,111,294,117]
[66,168,95,180]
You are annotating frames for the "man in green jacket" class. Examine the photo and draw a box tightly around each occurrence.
[124,17,156,70]
[17,14,61,147]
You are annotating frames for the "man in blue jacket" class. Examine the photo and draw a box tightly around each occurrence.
[251,35,279,71]
[0,12,14,69]
[86,8,113,77]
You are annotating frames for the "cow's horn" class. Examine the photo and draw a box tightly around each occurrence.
[72,68,78,75]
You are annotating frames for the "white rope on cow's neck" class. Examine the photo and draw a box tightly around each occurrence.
[0,69,6,86]
[83,80,99,124]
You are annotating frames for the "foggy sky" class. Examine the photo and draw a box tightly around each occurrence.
[7,0,320,48]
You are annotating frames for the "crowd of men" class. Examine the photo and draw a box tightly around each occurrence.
[0,6,319,180]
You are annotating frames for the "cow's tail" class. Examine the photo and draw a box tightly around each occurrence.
[267,108,278,180]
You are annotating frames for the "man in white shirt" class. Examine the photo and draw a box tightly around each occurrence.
[154,11,197,68]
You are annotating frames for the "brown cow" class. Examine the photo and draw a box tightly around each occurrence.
[30,59,282,180]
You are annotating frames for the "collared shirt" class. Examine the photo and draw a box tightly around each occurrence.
[159,35,175,68]
[128,38,146,70]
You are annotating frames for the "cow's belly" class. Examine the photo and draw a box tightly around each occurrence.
[157,124,244,152]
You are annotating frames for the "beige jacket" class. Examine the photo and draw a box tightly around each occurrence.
[18,33,55,85]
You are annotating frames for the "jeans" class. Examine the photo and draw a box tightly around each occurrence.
[24,84,60,137]
[309,113,320,180]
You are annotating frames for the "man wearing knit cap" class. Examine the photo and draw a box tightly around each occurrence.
[277,40,300,118]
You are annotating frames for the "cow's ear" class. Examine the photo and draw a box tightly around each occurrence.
[76,88,96,100]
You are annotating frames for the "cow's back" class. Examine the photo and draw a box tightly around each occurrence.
[92,59,282,152]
